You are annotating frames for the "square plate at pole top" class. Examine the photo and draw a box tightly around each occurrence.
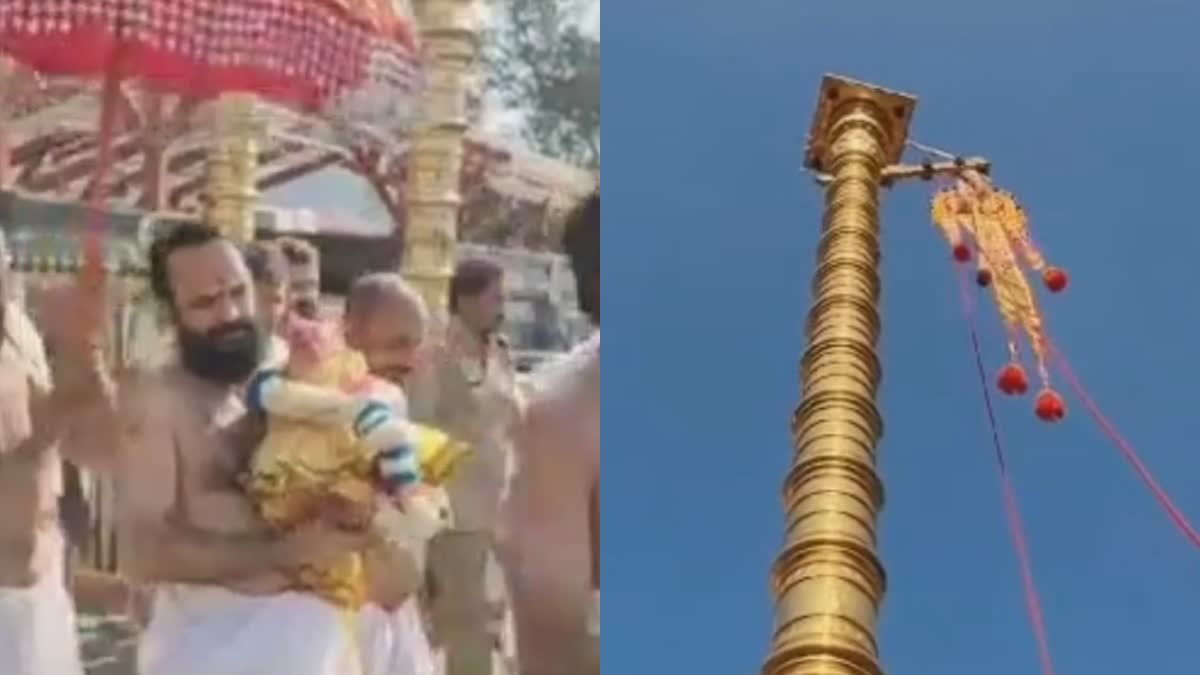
[804,74,918,170]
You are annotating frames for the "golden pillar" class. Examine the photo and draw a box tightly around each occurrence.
[204,93,261,243]
[762,76,915,675]
[402,0,479,312]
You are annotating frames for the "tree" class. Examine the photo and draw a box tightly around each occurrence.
[484,0,600,169]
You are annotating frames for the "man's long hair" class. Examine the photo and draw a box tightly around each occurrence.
[148,222,225,305]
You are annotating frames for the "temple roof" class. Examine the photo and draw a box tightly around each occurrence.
[0,189,396,288]
[1,69,596,245]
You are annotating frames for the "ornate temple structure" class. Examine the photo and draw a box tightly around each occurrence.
[0,54,595,364]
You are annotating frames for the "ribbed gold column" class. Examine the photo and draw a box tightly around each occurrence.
[763,76,915,675]
[402,0,479,313]
[204,93,261,243]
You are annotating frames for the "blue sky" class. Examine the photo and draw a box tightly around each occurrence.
[603,1,1200,674]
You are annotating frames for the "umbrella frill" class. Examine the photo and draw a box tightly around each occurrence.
[0,0,421,114]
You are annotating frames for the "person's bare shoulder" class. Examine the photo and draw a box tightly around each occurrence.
[527,338,599,411]
[115,364,185,438]
[516,382,578,457]
[517,339,600,463]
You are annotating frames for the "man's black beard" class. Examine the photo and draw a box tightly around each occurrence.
[177,319,263,385]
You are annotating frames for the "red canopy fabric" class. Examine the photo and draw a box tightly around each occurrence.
[0,0,423,290]
[0,0,420,113]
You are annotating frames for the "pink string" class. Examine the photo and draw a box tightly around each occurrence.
[955,268,1057,675]
[1049,345,1200,550]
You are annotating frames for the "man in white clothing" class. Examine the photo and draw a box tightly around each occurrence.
[41,223,375,675]
[0,231,90,675]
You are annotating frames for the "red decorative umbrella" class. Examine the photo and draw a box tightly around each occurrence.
[0,0,420,116]
[0,0,424,285]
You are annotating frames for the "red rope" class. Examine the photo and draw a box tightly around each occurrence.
[955,270,1057,675]
[74,58,124,295]
[1049,345,1200,550]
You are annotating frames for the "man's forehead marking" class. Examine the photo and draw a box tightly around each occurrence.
[174,255,246,298]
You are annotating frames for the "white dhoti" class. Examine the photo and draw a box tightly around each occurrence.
[0,567,85,675]
[359,600,436,675]
[139,584,360,675]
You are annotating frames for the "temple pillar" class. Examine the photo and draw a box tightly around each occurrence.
[402,0,480,313]
[204,93,261,243]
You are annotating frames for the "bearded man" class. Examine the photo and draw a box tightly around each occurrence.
[41,223,375,675]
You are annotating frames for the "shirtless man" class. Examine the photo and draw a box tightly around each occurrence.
[344,272,439,675]
[277,236,322,320]
[500,192,600,675]
[409,258,522,675]
[42,223,372,675]
[0,231,89,675]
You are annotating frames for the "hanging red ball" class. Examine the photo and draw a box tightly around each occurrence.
[976,269,993,287]
[952,244,971,263]
[1034,389,1066,422]
[1042,267,1068,293]
[996,363,1028,396]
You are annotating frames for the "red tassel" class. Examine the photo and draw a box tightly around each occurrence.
[997,363,1029,396]
[1034,389,1066,422]
[1042,267,1068,293]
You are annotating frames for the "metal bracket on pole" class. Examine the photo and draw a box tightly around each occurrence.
[812,155,992,187]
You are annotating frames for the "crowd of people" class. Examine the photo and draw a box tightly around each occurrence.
[0,190,599,675]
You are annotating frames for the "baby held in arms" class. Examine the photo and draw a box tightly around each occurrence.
[242,315,469,609]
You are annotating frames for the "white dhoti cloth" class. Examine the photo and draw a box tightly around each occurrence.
[359,600,436,675]
[139,584,360,675]
[0,568,84,675]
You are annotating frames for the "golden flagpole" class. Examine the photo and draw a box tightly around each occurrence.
[762,75,916,675]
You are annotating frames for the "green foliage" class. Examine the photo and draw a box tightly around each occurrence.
[484,0,600,169]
